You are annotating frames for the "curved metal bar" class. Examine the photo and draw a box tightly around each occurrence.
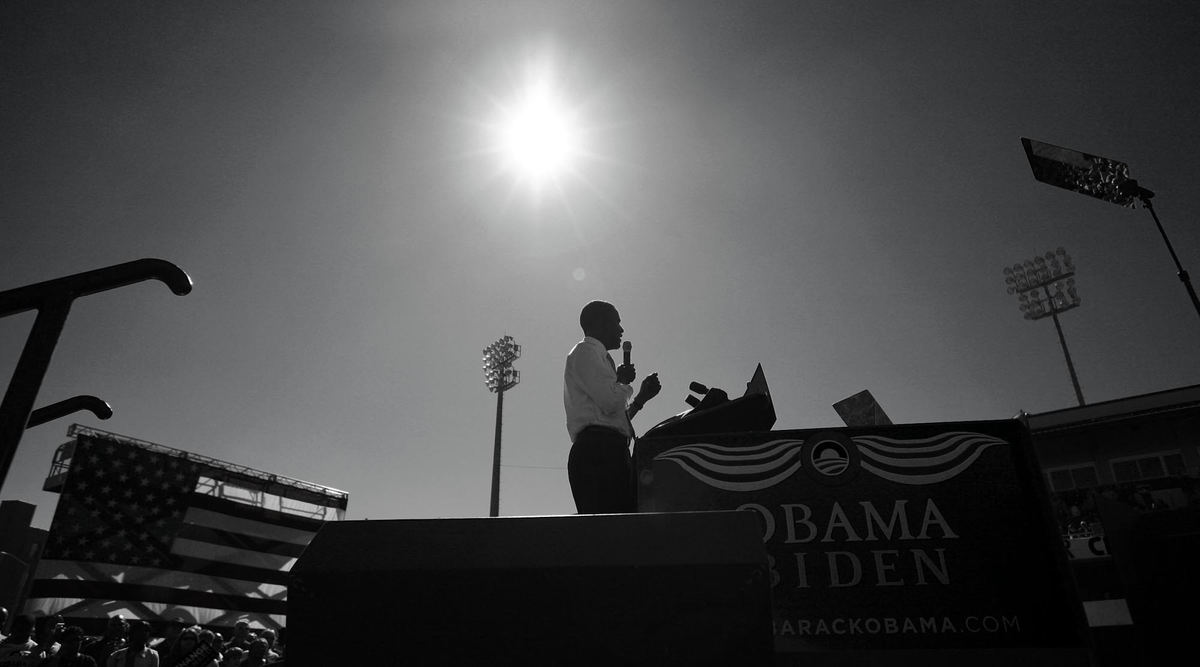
[0,258,191,493]
[0,258,193,318]
[27,395,113,428]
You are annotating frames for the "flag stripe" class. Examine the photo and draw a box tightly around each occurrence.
[849,432,1007,485]
[184,507,315,545]
[188,494,327,532]
[661,439,806,459]
[655,441,807,492]
[22,597,286,630]
[859,445,997,485]
[654,440,807,491]
[34,559,287,600]
[177,524,308,558]
[656,439,805,464]
[173,556,292,586]
[29,580,287,615]
[171,538,298,571]
[858,439,993,467]
[659,448,804,476]
[851,432,1001,456]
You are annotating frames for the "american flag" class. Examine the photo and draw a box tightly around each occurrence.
[26,434,324,629]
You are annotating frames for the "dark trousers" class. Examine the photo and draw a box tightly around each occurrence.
[568,426,636,514]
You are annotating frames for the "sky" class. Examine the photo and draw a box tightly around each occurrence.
[3,0,1199,529]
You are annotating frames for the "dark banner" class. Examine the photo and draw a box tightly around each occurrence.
[634,420,1089,659]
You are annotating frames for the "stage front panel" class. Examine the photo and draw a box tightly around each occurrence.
[635,420,1090,664]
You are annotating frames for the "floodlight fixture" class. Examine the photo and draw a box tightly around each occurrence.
[1021,137,1200,326]
[481,334,521,517]
[1004,249,1085,406]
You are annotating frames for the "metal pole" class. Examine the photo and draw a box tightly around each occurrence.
[0,301,72,493]
[27,395,112,428]
[1045,286,1085,406]
[489,386,504,517]
[0,258,191,494]
[1142,198,1200,325]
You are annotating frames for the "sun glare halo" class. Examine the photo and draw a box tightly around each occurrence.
[489,70,586,195]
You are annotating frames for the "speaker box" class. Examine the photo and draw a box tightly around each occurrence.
[287,511,774,665]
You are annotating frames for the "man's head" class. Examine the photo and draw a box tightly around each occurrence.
[580,301,623,350]
[104,614,128,638]
[248,637,269,659]
[128,620,150,648]
[177,626,200,654]
[34,614,62,642]
[59,626,86,656]
[7,614,33,642]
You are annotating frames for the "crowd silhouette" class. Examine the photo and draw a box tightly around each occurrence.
[0,613,282,667]
[1050,474,1200,537]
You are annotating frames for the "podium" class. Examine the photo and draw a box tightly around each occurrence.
[642,364,777,440]
[288,511,774,665]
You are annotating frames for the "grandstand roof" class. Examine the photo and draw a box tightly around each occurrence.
[1026,383,1200,434]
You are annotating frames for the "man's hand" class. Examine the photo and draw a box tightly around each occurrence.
[616,363,636,384]
[626,372,660,421]
[636,372,661,404]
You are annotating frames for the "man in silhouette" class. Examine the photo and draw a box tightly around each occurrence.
[0,614,36,665]
[42,626,96,667]
[83,616,126,665]
[564,301,661,513]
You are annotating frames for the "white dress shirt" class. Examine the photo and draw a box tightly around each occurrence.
[564,336,635,442]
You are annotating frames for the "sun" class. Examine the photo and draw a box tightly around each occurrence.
[497,86,579,184]
[486,63,587,197]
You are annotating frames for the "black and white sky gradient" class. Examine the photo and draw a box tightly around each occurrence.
[4,1,1199,525]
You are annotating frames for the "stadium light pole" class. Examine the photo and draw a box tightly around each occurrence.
[1004,248,1086,406]
[1021,137,1200,327]
[481,335,521,518]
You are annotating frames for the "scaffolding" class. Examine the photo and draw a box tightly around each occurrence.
[44,424,349,521]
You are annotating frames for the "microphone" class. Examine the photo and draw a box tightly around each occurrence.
[622,341,632,366]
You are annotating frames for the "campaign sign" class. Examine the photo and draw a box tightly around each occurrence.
[634,420,1090,665]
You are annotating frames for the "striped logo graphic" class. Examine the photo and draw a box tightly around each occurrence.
[654,439,805,492]
[852,431,1007,485]
[655,431,1008,491]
